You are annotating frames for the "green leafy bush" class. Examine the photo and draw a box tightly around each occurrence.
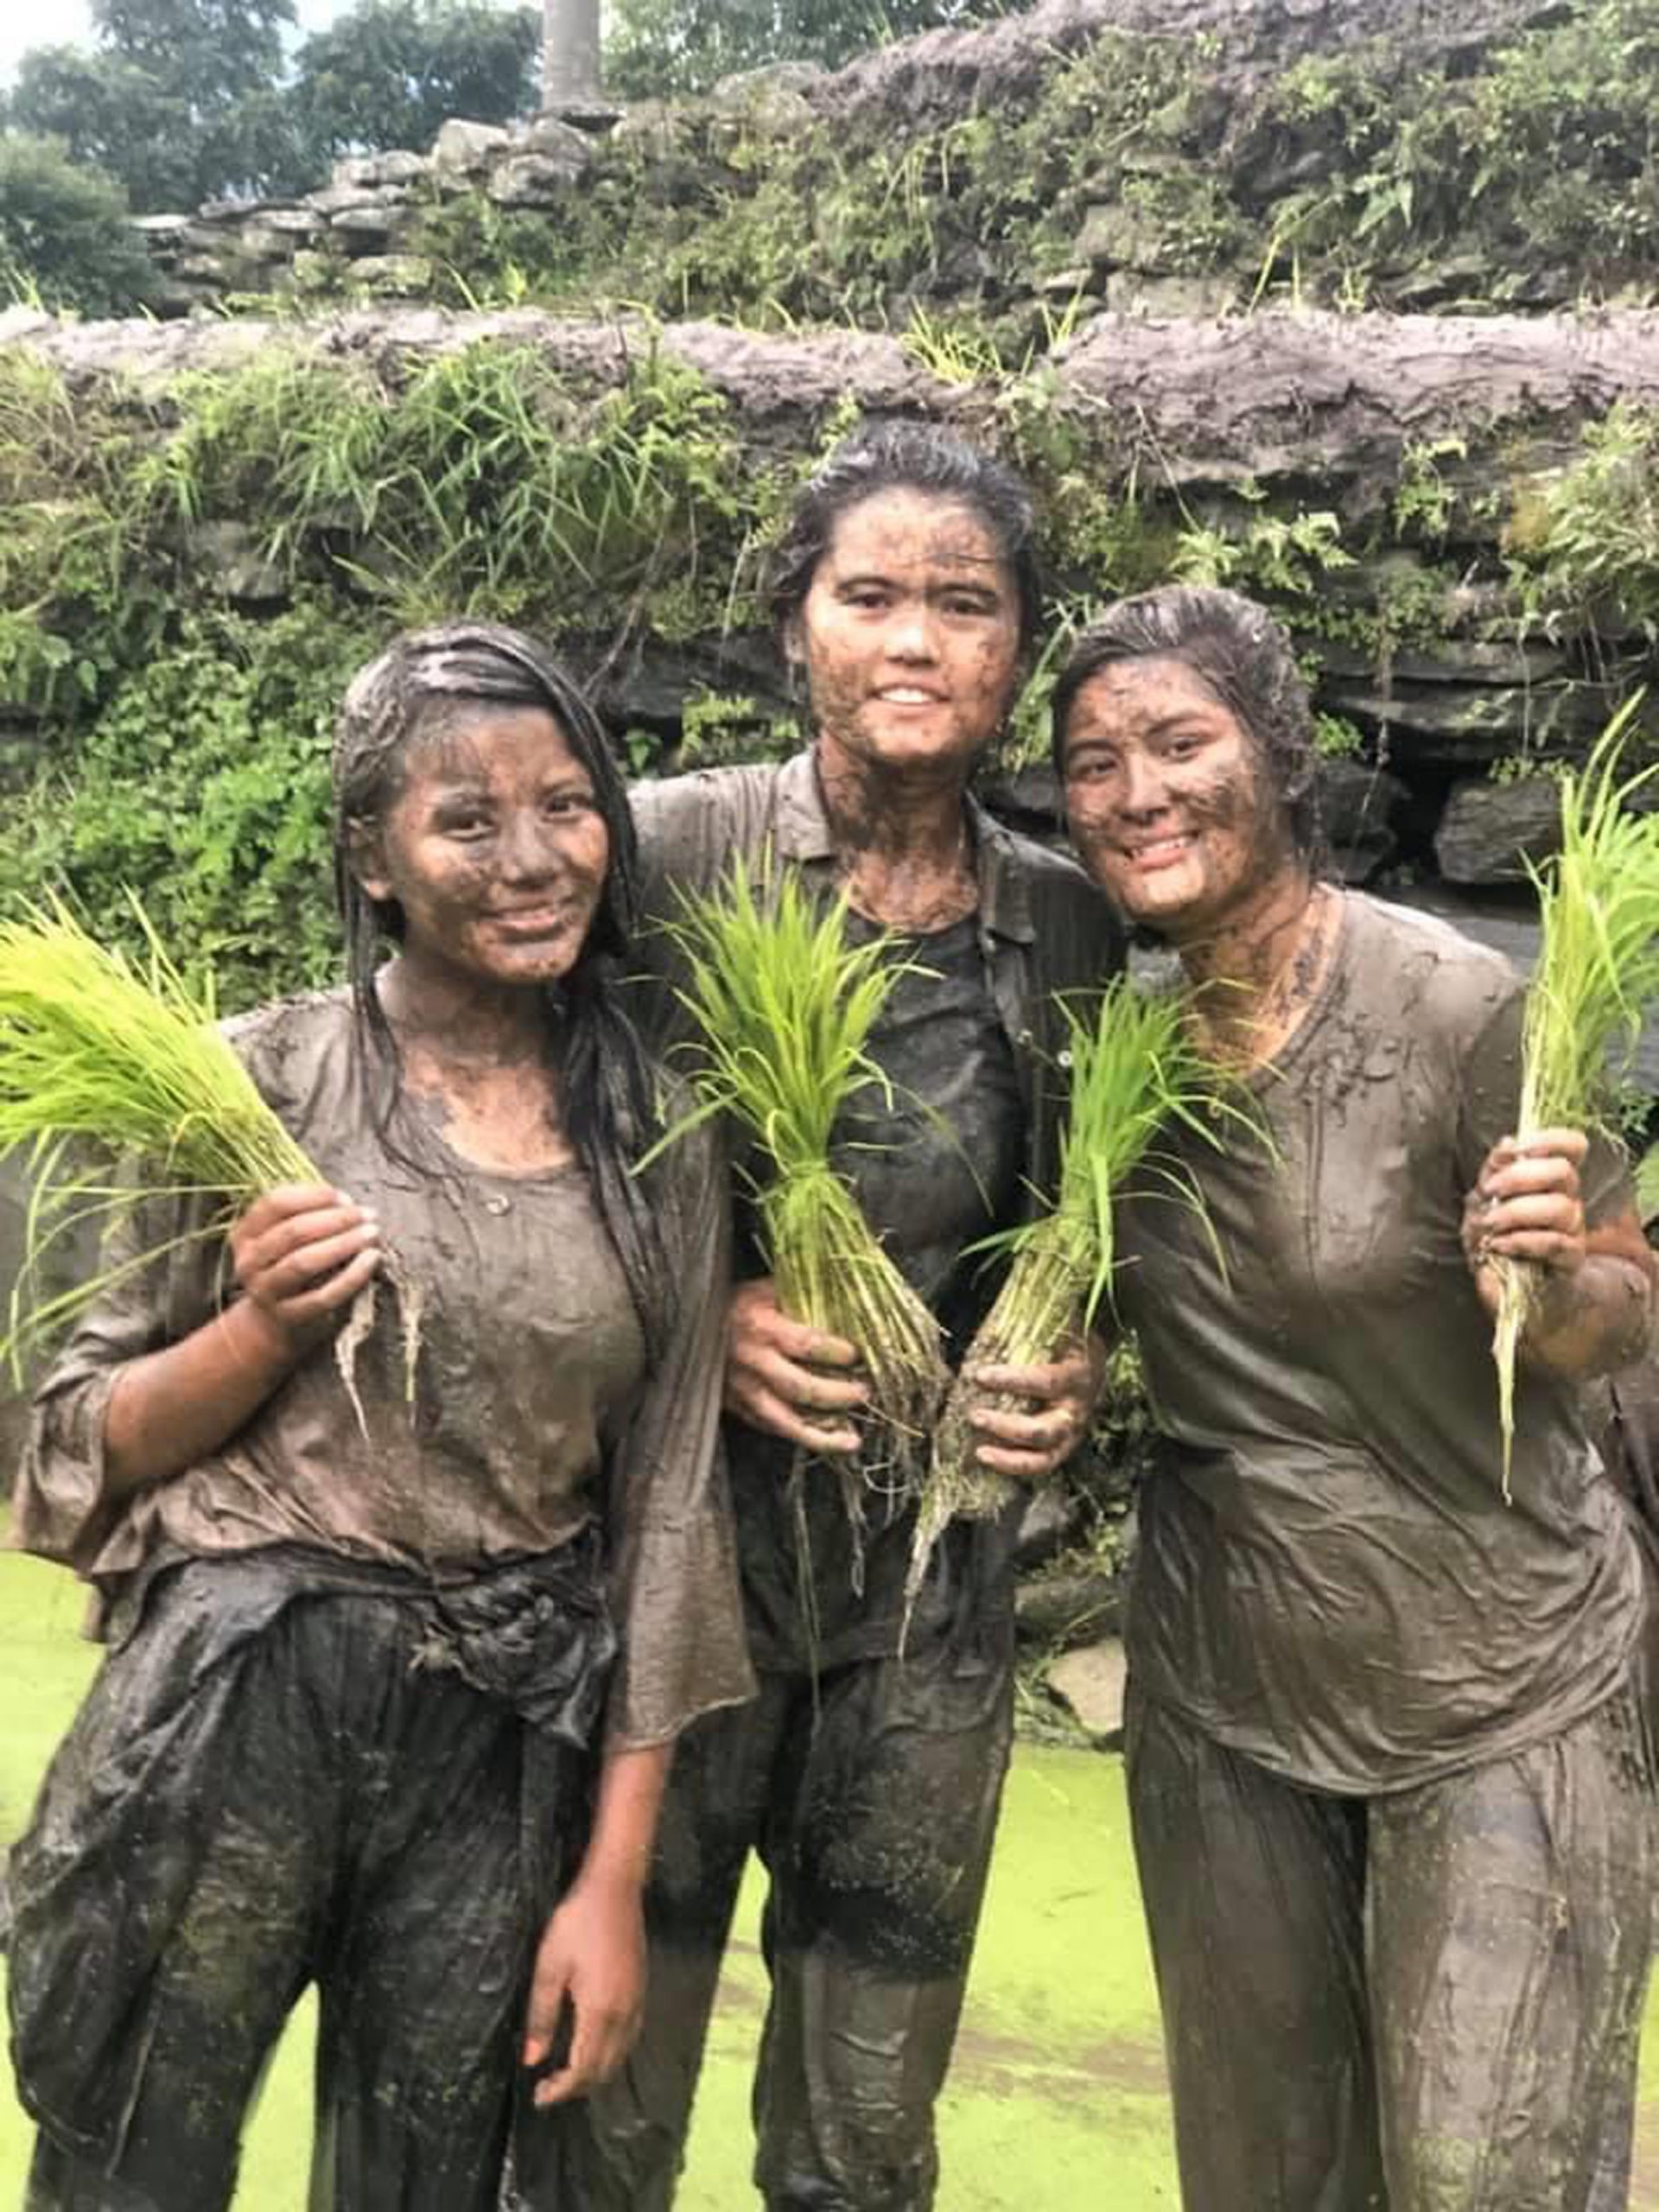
[0,607,372,1009]
[0,132,156,317]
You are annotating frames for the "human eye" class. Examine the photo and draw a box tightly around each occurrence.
[942,591,995,621]
[544,787,595,819]
[841,581,891,612]
[433,801,493,839]
[1065,745,1117,784]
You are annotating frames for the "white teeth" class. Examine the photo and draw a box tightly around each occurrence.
[878,689,937,702]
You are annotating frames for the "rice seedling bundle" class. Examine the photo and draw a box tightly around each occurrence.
[906,977,1232,1608]
[650,861,949,1497]
[1492,697,1659,1490]
[0,897,326,1374]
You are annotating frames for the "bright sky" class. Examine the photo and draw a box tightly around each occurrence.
[0,0,358,85]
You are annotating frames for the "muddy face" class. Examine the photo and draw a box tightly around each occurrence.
[354,706,610,996]
[1060,656,1294,943]
[791,489,1022,794]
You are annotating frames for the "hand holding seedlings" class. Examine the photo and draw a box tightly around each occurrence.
[1462,1131,1589,1292]
[964,1335,1109,1479]
[723,1275,865,1456]
[229,1184,384,1362]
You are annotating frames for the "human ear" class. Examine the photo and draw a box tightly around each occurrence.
[346,817,391,906]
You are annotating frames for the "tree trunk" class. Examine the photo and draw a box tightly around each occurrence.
[542,0,601,107]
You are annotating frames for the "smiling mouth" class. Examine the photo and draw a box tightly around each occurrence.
[1122,834,1196,870]
[874,687,946,706]
[490,906,576,935]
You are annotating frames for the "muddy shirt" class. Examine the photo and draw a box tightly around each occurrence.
[1115,892,1646,1795]
[630,749,1124,1669]
[13,988,753,1748]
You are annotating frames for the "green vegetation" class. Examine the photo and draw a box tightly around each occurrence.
[0,133,156,317]
[913,981,1230,1584]
[0,897,317,1370]
[3,320,1653,1014]
[648,864,949,1491]
[327,1,1659,340]
[1507,404,1659,642]
[2,0,299,211]
[1492,701,1659,1481]
[606,0,1011,99]
[0,340,770,1006]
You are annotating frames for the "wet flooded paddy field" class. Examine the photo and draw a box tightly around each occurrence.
[3,1545,1657,2209]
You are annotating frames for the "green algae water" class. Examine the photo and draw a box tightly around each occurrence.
[2,1545,1656,2209]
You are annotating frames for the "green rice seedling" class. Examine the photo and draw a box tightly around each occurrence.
[907,977,1240,1613]
[1492,696,1659,1490]
[0,897,400,1423]
[645,861,949,1505]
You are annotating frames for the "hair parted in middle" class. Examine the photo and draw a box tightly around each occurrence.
[766,416,1045,658]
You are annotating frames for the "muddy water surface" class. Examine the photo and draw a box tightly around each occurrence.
[2,1548,1656,2209]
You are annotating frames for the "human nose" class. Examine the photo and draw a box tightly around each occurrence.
[498,810,559,880]
[1116,749,1171,818]
[884,601,939,661]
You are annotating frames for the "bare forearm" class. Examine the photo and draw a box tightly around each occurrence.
[105,1299,300,1498]
[1523,1252,1655,1381]
[575,1741,672,1897]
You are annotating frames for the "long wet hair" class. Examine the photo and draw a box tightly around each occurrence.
[1050,584,1325,868]
[767,417,1045,661]
[333,621,672,1352]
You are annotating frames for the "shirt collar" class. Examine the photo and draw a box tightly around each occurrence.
[777,747,1036,945]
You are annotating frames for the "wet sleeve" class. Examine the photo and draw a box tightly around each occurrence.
[630,772,741,924]
[13,1190,225,1573]
[1455,983,1631,1226]
[602,1114,753,1749]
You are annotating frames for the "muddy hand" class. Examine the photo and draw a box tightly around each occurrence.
[231,1184,382,1359]
[1462,1131,1589,1309]
[724,1276,865,1454]
[966,1336,1109,1479]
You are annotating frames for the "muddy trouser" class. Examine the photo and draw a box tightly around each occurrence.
[13,1569,581,2212]
[530,1635,1014,2212]
[1125,1682,1657,2212]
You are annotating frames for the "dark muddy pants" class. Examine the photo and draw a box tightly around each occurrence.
[1126,1686,1657,2212]
[535,1637,1013,2212]
[12,1566,583,2212]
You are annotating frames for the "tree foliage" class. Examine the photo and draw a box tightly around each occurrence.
[290,0,537,164]
[4,0,299,209]
[605,0,1008,99]
[0,131,156,315]
[2,0,537,210]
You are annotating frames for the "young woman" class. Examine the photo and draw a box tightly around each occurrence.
[549,422,1124,2212]
[1053,583,1656,2210]
[8,624,751,2212]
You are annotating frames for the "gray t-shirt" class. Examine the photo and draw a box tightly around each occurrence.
[1115,892,1646,1794]
[14,988,753,1748]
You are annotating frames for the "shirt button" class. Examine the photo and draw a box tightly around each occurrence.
[484,1193,512,1217]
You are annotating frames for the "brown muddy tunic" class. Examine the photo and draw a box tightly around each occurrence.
[1115,891,1646,1794]
[12,987,752,1748]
